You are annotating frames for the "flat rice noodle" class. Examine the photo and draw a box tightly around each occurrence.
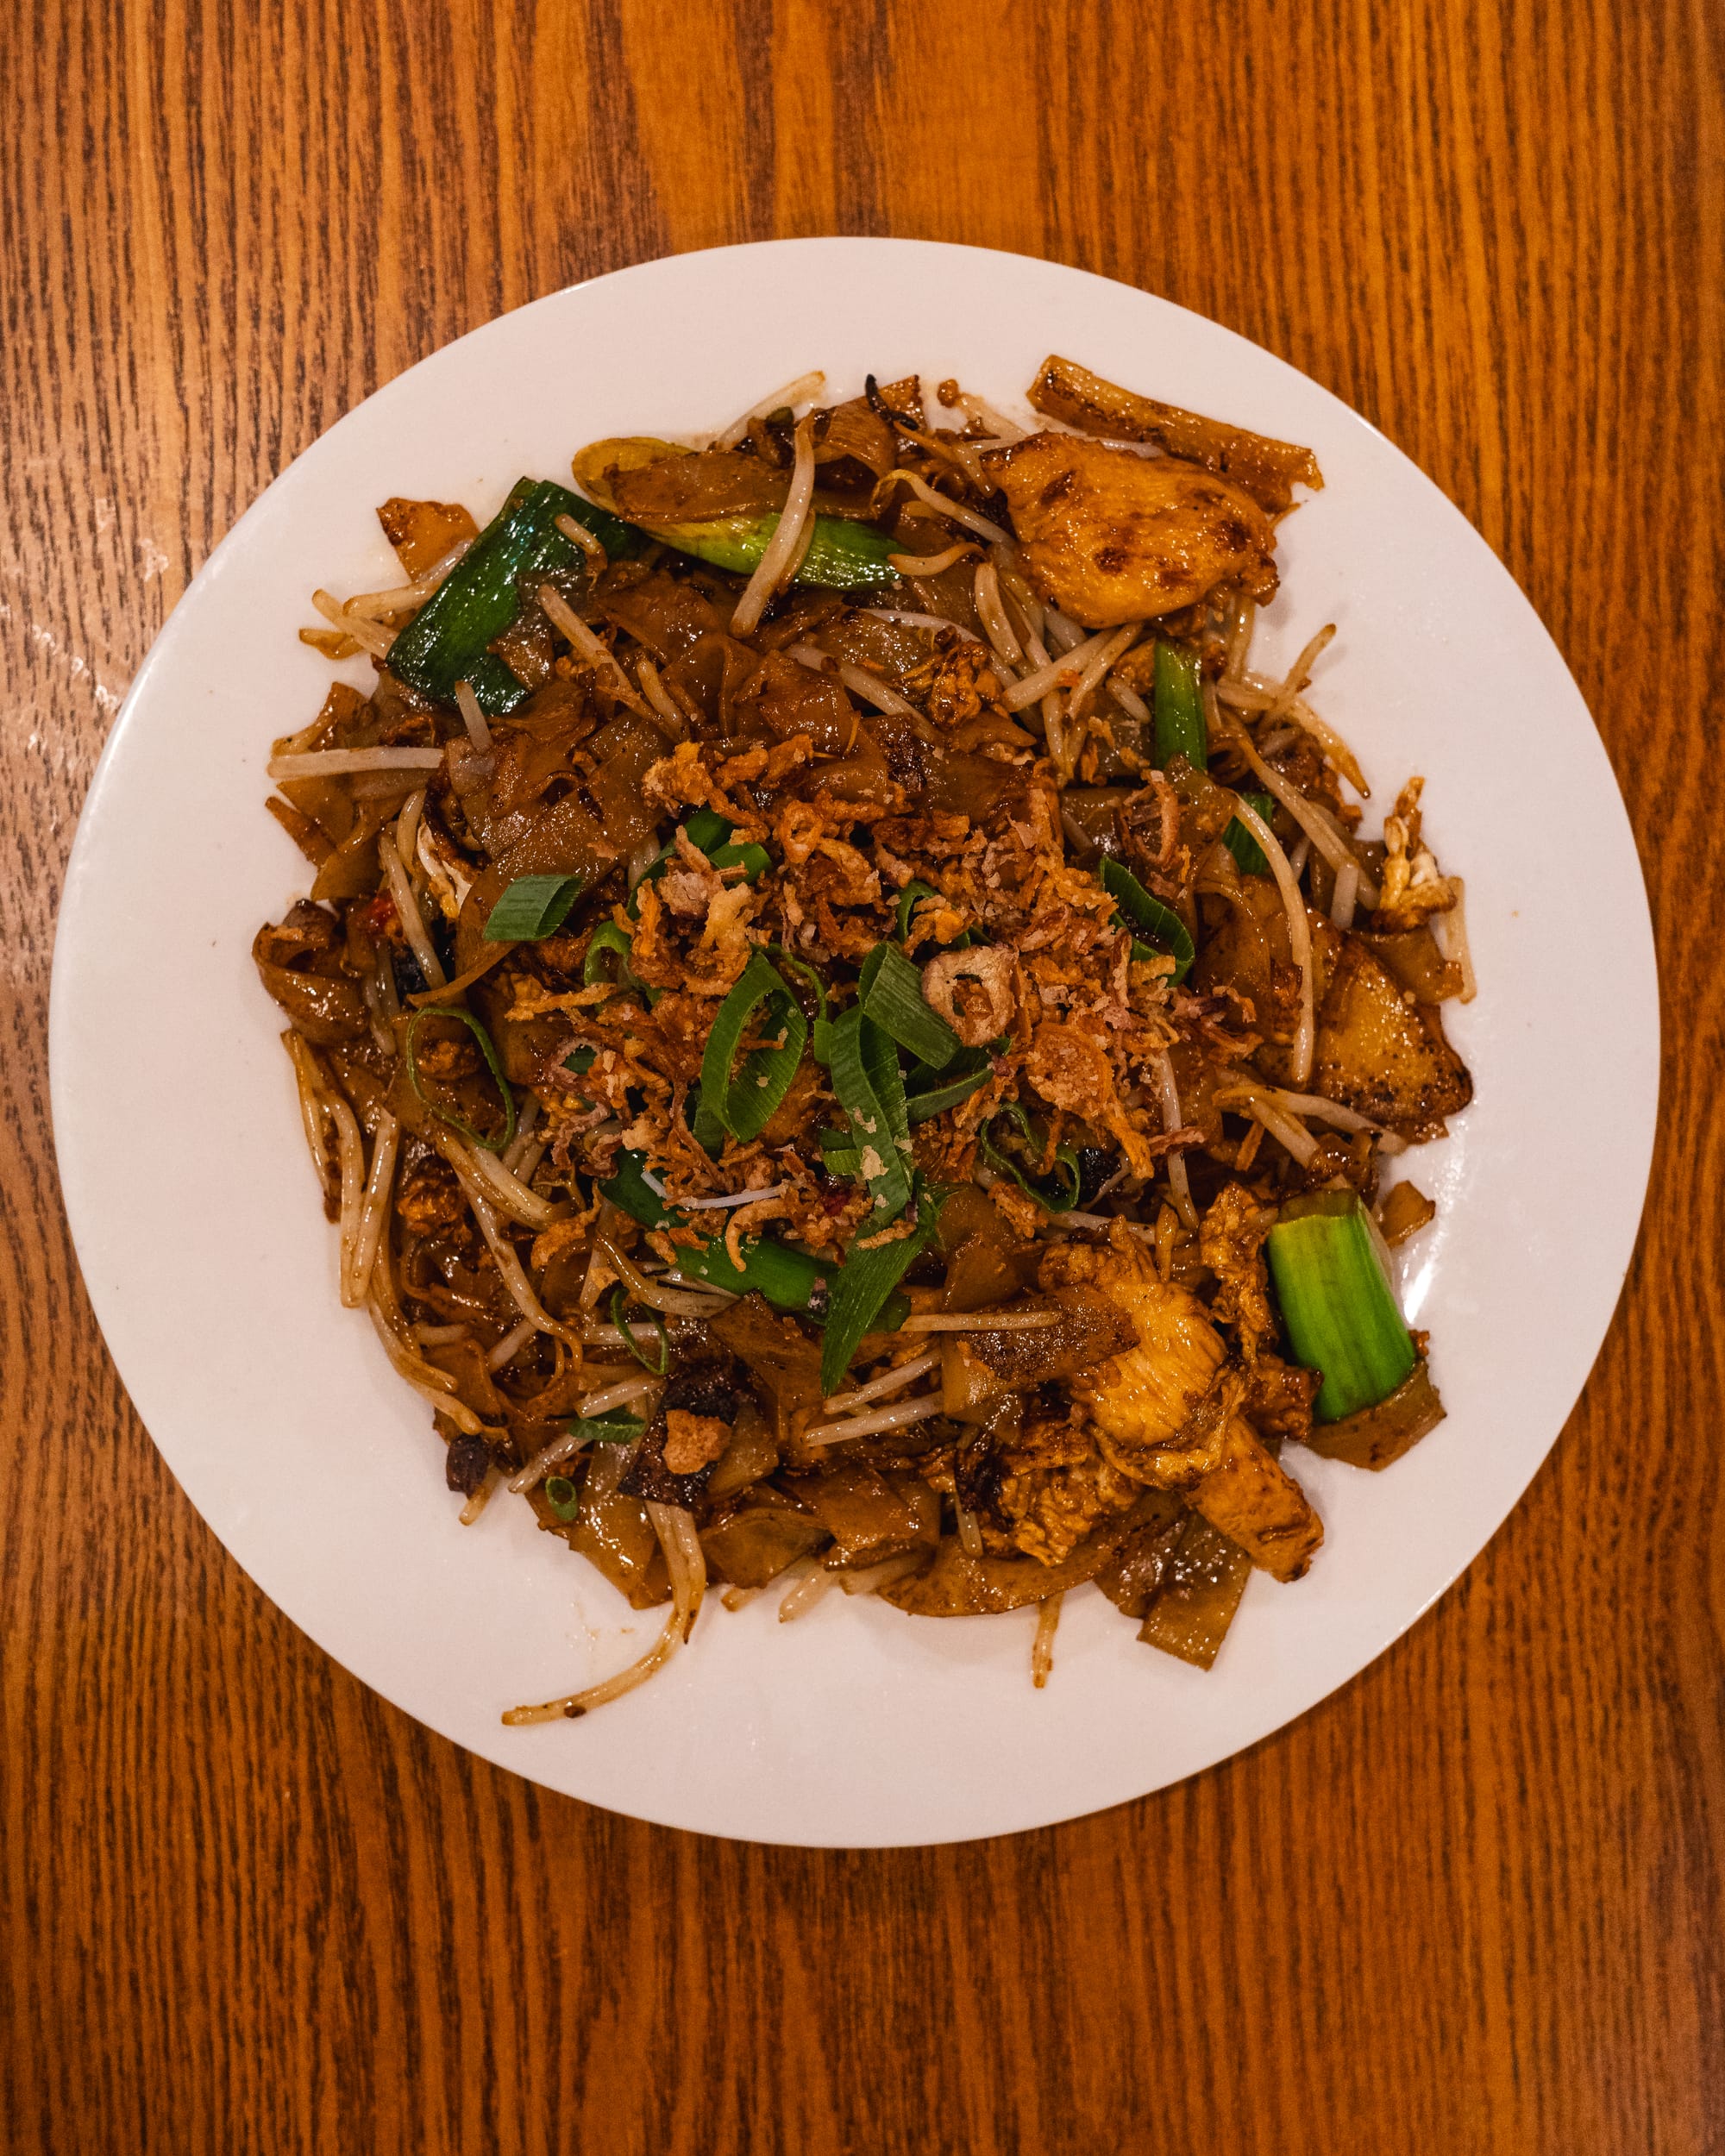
[1027,354,1323,516]
[699,1495,829,1589]
[814,398,899,483]
[881,1511,1135,1616]
[708,1293,825,1444]
[812,611,941,684]
[470,975,568,1085]
[586,712,668,856]
[619,1417,720,1508]
[938,1187,1042,1312]
[252,941,370,1044]
[1094,1489,1189,1616]
[1055,787,1135,864]
[1135,1514,1251,1668]
[1314,937,1472,1138]
[731,649,859,756]
[902,561,985,634]
[420,1337,513,1426]
[1358,927,1465,1006]
[610,447,788,523]
[789,1459,939,1564]
[927,753,1026,824]
[273,680,369,761]
[594,565,724,661]
[706,1404,780,1499]
[561,1457,670,1610]
[377,496,480,578]
[1196,883,1341,1084]
[277,774,356,849]
[1189,1418,1323,1581]
[1303,1358,1445,1470]
[663,631,764,730]
[963,1288,1138,1386]
[1165,756,1245,872]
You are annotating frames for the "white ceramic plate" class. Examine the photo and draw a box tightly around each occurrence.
[51,240,1658,1846]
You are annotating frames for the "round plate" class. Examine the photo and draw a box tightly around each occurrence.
[50,240,1658,1846]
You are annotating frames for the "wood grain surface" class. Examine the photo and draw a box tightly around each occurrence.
[4,2,1722,2150]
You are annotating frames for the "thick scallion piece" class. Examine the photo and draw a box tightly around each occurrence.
[819,1186,945,1395]
[904,1055,991,1124]
[768,944,832,1063]
[1153,641,1208,770]
[483,873,584,943]
[825,1006,913,1220]
[980,1100,1081,1213]
[386,479,642,716]
[1222,791,1276,876]
[632,810,769,915]
[859,940,962,1070]
[1266,1191,1417,1421]
[696,951,808,1145]
[1099,857,1195,984]
[405,1006,517,1152]
[543,1475,581,1522]
[610,1284,670,1376]
[652,511,900,592]
[595,1150,834,1313]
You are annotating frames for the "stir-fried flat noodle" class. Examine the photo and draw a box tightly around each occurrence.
[257,357,1474,1717]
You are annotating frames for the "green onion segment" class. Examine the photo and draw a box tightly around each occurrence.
[582,921,635,987]
[859,940,961,1070]
[819,1185,946,1395]
[1222,792,1275,877]
[483,874,584,943]
[1265,1191,1417,1421]
[905,1054,991,1124]
[610,1283,670,1376]
[562,1407,649,1449]
[405,1005,517,1152]
[649,511,900,592]
[1153,641,1208,770]
[824,1006,913,1220]
[1099,858,1195,984]
[387,479,642,717]
[695,951,808,1146]
[597,1150,831,1313]
[543,1475,582,1521]
[980,1100,1081,1213]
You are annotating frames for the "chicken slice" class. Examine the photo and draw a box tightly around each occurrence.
[982,432,1279,627]
[1190,1419,1323,1581]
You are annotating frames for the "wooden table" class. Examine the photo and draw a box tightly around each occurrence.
[5,3,1720,2149]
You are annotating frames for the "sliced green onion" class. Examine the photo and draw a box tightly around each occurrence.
[632,809,769,920]
[979,1100,1081,1213]
[1266,1191,1417,1421]
[858,940,962,1070]
[768,944,832,1064]
[1222,792,1275,876]
[1153,641,1207,770]
[582,920,635,987]
[1099,857,1195,984]
[681,807,731,854]
[817,1125,863,1175]
[599,1150,670,1225]
[825,1006,913,1220]
[648,511,900,592]
[484,873,583,943]
[564,1044,597,1078]
[564,1407,649,1447]
[405,1006,517,1152]
[697,951,808,1144]
[819,1183,946,1395]
[610,1284,670,1376]
[897,879,972,952]
[904,1058,991,1124]
[543,1475,581,1521]
[386,478,643,717]
[596,1150,831,1313]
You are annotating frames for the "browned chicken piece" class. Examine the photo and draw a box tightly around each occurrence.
[1026,354,1324,516]
[994,1415,1140,1566]
[983,432,1280,628]
[1040,1226,1236,1482]
[1190,1419,1324,1581]
[1314,938,1473,1140]
[1198,1183,1278,1357]
[1244,1355,1321,1443]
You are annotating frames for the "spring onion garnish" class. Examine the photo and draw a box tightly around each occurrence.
[563,1407,649,1448]
[405,1005,517,1152]
[483,873,584,943]
[543,1475,582,1522]
[386,479,641,716]
[904,1053,992,1124]
[819,1182,945,1395]
[1153,640,1208,769]
[582,921,636,987]
[1265,1190,1417,1421]
[677,1233,832,1311]
[824,1006,913,1219]
[694,951,808,1146]
[980,1100,1081,1213]
[858,940,962,1069]
[633,809,770,914]
[1099,857,1195,984]
[610,1284,670,1376]
[896,879,973,953]
[646,510,900,592]
[1222,791,1276,877]
[767,944,832,1063]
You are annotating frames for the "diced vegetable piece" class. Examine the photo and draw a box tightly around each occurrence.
[1152,640,1207,769]
[1099,857,1195,983]
[1266,1190,1416,1421]
[483,873,584,942]
[1302,1359,1446,1470]
[386,478,641,716]
[563,1408,649,1449]
[1221,791,1275,876]
[859,940,962,1069]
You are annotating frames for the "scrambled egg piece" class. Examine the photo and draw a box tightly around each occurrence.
[982,433,1279,626]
